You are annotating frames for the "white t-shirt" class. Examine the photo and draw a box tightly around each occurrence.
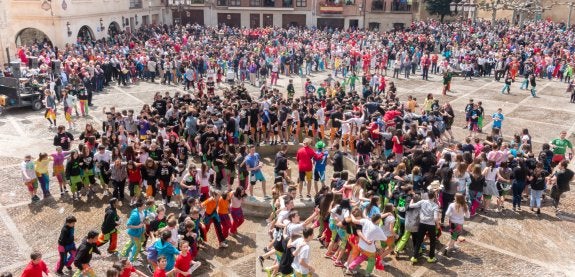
[291,237,311,274]
[196,168,215,188]
[358,218,387,253]
[381,215,396,237]
[330,207,349,223]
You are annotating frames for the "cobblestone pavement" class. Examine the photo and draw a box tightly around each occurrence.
[0,72,574,276]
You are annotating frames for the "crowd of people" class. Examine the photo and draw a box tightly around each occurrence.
[10,17,575,277]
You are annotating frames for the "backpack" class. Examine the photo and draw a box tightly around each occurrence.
[278,240,296,274]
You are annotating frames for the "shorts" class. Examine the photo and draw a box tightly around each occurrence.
[250,171,265,183]
[552,154,565,164]
[25,180,38,192]
[299,171,312,183]
[53,165,65,176]
[313,170,325,182]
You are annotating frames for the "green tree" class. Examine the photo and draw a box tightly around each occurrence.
[426,0,453,22]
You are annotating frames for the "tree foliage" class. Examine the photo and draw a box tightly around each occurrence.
[426,0,453,22]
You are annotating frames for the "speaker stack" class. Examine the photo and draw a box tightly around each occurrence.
[10,61,21,78]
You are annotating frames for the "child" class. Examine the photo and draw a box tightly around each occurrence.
[153,256,170,277]
[345,213,387,275]
[21,154,39,203]
[73,230,101,277]
[173,241,202,277]
[153,230,180,273]
[444,193,470,255]
[202,189,228,248]
[230,186,247,235]
[51,147,70,195]
[35,153,52,198]
[218,191,232,241]
[97,198,121,254]
[501,74,512,94]
[21,251,50,276]
[290,227,316,276]
[56,216,77,274]
[116,258,147,277]
[127,161,143,206]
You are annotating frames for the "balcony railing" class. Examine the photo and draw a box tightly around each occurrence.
[390,1,411,12]
[190,0,204,3]
[319,2,343,13]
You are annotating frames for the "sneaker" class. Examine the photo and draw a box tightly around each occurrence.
[518,207,522,211]
[334,261,345,267]
[220,242,229,248]
[146,264,154,274]
[427,257,437,263]
[537,208,541,214]
[258,256,265,267]
[66,265,72,271]
[189,261,201,273]
[344,268,357,275]
[410,257,418,264]
[263,267,272,277]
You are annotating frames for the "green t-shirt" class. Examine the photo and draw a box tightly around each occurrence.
[551,138,573,155]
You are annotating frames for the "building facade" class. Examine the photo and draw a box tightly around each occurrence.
[0,0,166,65]
[169,0,420,30]
[0,0,421,65]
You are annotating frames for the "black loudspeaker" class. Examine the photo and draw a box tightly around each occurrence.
[52,60,61,75]
[28,56,38,69]
[10,61,21,78]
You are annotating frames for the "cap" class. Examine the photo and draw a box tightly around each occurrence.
[315,141,326,149]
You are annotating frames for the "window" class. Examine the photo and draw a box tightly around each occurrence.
[217,0,227,5]
[368,22,380,31]
[263,0,275,7]
[283,0,293,7]
[371,0,383,11]
[344,0,354,5]
[295,0,305,7]
[130,0,143,8]
[391,0,411,12]
[250,0,261,5]
[229,0,240,5]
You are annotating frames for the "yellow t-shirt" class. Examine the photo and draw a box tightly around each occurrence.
[35,159,50,175]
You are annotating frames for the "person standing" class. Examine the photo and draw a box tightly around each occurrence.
[550,130,574,165]
[296,138,324,198]
[512,159,528,211]
[409,191,440,264]
[492,108,505,136]
[21,154,39,203]
[443,193,469,255]
[242,145,267,198]
[528,162,548,215]
[96,198,120,255]
[529,74,537,97]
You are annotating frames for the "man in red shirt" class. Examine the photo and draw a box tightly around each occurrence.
[296,138,324,198]
[21,251,51,277]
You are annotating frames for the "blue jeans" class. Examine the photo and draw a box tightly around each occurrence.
[530,189,544,208]
[512,180,525,208]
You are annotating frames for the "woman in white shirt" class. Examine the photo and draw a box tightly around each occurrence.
[444,193,470,255]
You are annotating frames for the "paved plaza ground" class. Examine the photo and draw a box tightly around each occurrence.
[0,71,575,276]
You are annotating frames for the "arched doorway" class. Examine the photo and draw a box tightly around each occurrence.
[108,21,120,37]
[77,25,94,42]
[15,28,52,47]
